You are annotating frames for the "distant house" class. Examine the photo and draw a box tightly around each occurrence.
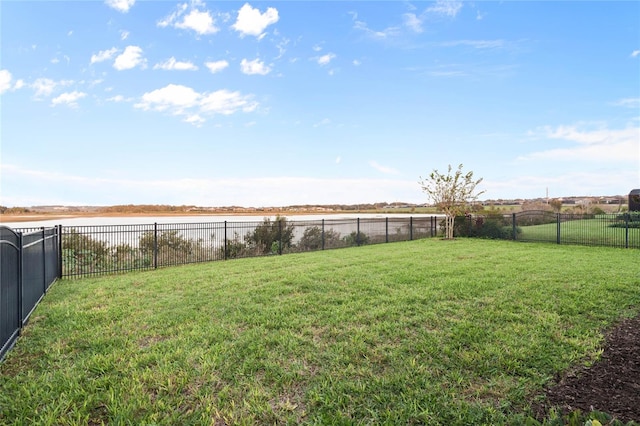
[629,189,640,212]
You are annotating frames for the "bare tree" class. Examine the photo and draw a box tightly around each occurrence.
[419,164,485,239]
[548,198,563,213]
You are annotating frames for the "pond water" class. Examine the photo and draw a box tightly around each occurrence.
[0,213,439,229]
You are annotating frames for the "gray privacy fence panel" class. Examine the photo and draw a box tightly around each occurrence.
[1,227,21,361]
[1,226,60,361]
[44,227,60,288]
[22,231,46,324]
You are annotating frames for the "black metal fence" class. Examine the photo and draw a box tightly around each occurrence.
[0,226,61,361]
[6,212,638,282]
[43,216,439,278]
[456,210,640,249]
[1,212,637,359]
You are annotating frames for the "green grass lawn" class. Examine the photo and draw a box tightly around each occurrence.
[1,239,639,425]
[518,218,640,247]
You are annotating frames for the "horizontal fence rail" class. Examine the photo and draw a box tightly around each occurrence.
[1,226,60,361]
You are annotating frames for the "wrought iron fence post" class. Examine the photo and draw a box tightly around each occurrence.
[556,214,561,245]
[410,217,413,241]
[153,223,158,269]
[41,227,46,295]
[512,213,517,241]
[224,221,228,260]
[57,225,63,278]
[431,216,436,237]
[17,232,23,331]
[278,219,283,255]
[321,219,325,250]
[357,218,361,246]
[385,217,389,243]
[625,213,629,249]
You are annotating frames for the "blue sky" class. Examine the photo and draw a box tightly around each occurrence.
[1,0,638,207]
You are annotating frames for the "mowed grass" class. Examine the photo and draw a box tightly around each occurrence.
[1,239,639,425]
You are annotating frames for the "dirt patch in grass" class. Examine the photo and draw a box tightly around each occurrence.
[534,314,640,423]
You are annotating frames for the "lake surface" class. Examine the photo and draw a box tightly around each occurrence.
[1,213,440,230]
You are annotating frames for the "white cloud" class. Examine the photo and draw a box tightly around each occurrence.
[0,69,13,94]
[353,59,361,66]
[437,39,505,49]
[205,60,229,73]
[631,50,640,58]
[178,9,218,34]
[185,114,205,126]
[612,98,640,108]
[316,53,336,66]
[370,160,400,175]
[135,84,200,113]
[354,0,463,41]
[105,0,135,13]
[240,58,271,75]
[31,78,73,98]
[91,47,118,64]
[313,118,331,127]
[113,46,145,70]
[520,124,640,163]
[232,3,279,38]
[352,17,401,40]
[403,13,423,33]
[153,57,198,71]
[31,78,57,97]
[120,30,130,40]
[134,84,258,124]
[158,3,188,28]
[158,2,218,35]
[336,156,342,164]
[427,0,463,17]
[200,89,258,114]
[106,95,130,102]
[51,91,86,107]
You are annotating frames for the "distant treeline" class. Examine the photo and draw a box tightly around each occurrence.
[97,204,201,213]
[0,206,33,214]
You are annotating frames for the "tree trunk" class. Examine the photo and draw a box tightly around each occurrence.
[445,214,455,239]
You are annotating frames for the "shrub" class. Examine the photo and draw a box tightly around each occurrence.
[246,216,295,255]
[62,229,111,274]
[610,212,640,229]
[451,215,514,239]
[297,226,342,251]
[139,230,197,265]
[343,231,369,246]
[220,232,249,259]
